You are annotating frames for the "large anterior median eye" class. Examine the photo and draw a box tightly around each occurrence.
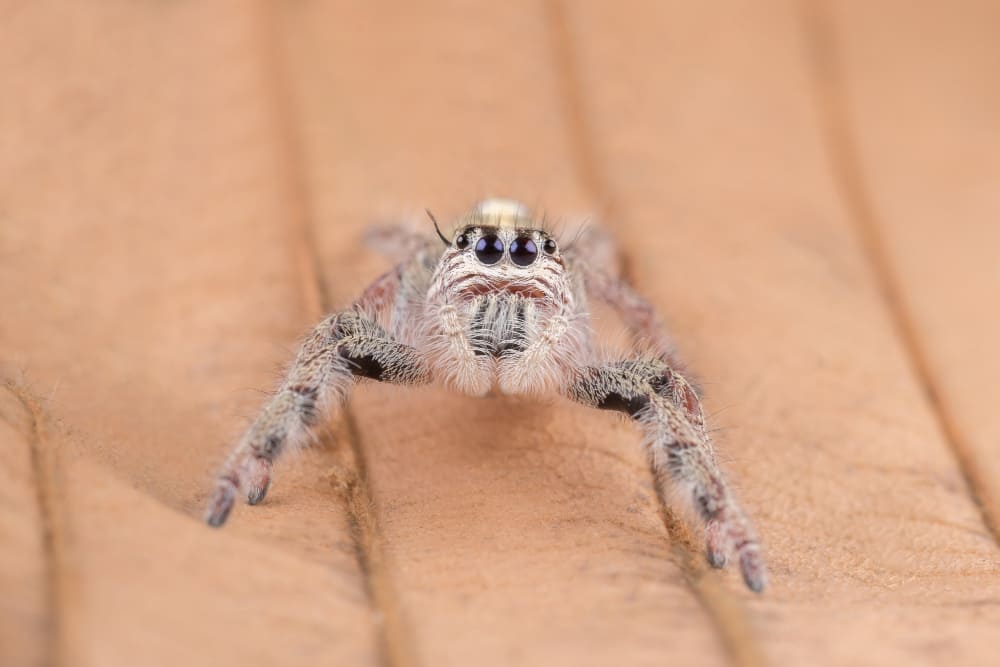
[475,234,504,264]
[509,236,538,266]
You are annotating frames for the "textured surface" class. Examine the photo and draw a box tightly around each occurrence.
[1,1,998,666]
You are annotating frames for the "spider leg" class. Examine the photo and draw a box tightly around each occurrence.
[204,310,429,527]
[567,226,683,370]
[364,222,436,264]
[585,269,684,370]
[354,265,403,320]
[567,359,766,592]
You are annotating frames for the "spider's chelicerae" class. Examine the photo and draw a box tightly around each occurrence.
[205,198,767,592]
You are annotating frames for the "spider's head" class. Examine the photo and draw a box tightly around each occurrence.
[433,199,566,302]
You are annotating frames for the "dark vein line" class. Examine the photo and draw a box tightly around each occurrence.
[801,0,1000,548]
[543,3,768,666]
[249,3,419,666]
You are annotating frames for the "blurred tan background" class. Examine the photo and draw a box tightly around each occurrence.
[2,1,999,666]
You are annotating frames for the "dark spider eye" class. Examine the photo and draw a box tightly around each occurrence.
[474,234,504,264]
[509,236,538,266]
[455,233,470,249]
[543,238,557,255]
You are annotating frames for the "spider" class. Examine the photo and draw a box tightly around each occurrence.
[204,198,767,592]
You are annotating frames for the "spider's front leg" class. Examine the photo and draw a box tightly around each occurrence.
[204,310,429,527]
[568,360,767,592]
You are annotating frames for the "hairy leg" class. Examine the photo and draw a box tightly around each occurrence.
[354,266,403,320]
[587,271,681,366]
[567,359,766,592]
[567,226,683,369]
[364,222,436,265]
[204,311,429,526]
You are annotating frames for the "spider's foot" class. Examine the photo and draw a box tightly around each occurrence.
[706,513,767,591]
[247,482,269,505]
[246,455,272,505]
[204,475,237,527]
[737,542,768,593]
[705,520,728,568]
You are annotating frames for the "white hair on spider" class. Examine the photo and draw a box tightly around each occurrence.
[203,198,768,593]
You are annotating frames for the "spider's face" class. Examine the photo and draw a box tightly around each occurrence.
[435,199,567,302]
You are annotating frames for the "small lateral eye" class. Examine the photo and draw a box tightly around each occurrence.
[475,234,504,264]
[543,238,557,254]
[455,233,470,249]
[509,236,538,266]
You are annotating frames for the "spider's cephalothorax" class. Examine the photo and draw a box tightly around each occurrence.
[420,199,585,397]
[204,198,768,593]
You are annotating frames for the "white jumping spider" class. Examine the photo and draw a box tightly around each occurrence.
[205,199,767,592]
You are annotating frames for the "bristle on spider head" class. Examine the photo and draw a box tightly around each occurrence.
[426,209,451,246]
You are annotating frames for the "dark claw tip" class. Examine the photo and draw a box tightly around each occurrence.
[745,572,767,593]
[247,483,269,506]
[205,484,235,527]
[739,550,768,593]
[707,549,728,569]
[204,505,232,528]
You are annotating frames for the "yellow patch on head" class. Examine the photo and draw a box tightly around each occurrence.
[473,198,532,228]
